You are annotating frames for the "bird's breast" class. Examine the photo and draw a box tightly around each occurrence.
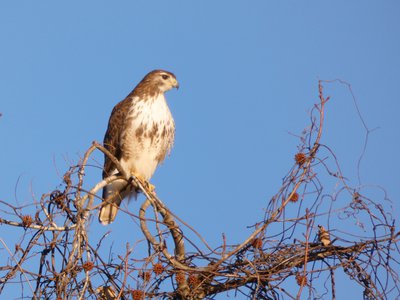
[120,94,175,180]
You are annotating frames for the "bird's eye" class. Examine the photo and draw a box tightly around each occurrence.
[161,74,169,80]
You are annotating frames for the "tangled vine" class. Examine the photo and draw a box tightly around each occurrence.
[0,81,398,299]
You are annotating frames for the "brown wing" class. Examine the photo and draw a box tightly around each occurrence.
[102,97,132,179]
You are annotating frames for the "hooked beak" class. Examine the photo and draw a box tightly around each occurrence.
[173,79,179,90]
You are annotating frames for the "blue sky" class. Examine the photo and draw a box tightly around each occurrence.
[1,1,399,298]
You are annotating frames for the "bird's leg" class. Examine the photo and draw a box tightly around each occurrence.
[131,173,155,193]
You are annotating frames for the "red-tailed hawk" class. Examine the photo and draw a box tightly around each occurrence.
[99,70,178,225]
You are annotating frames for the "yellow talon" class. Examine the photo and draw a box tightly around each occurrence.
[132,173,155,193]
[146,182,155,192]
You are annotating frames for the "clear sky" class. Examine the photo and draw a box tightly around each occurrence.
[1,1,399,299]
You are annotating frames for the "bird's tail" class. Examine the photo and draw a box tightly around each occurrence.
[99,181,129,225]
[99,200,121,225]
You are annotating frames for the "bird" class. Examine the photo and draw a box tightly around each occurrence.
[96,286,117,300]
[99,70,178,225]
[318,225,331,246]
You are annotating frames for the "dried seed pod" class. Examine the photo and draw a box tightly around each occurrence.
[188,274,200,287]
[289,192,299,203]
[141,271,151,282]
[295,152,307,165]
[251,238,263,249]
[131,290,144,300]
[82,261,94,272]
[175,272,186,284]
[21,215,33,227]
[295,272,307,286]
[153,263,164,276]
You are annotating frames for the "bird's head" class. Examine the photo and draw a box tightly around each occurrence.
[143,70,179,93]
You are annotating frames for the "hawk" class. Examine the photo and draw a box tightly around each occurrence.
[99,70,178,225]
